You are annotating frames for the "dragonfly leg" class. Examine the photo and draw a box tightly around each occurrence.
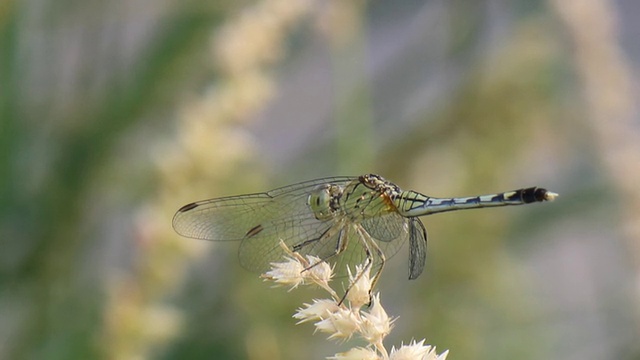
[337,225,385,305]
[357,226,385,302]
[368,240,385,292]
[292,225,349,274]
[292,226,333,253]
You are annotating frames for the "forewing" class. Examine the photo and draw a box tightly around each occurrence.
[236,191,340,272]
[173,177,357,273]
[173,193,276,241]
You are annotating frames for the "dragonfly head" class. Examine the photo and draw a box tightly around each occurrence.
[307,184,343,220]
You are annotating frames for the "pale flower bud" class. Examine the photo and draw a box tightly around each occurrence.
[346,264,372,308]
[293,299,340,324]
[327,346,381,360]
[389,340,449,360]
[360,293,394,344]
[305,255,334,284]
[261,257,305,290]
[315,308,359,341]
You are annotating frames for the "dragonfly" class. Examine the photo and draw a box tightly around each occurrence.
[173,174,557,286]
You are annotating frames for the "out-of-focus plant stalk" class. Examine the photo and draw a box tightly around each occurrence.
[319,0,375,175]
[550,0,640,321]
[102,1,313,358]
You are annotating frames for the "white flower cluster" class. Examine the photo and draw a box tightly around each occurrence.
[261,241,449,360]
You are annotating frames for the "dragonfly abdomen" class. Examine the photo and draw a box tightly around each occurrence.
[397,187,557,217]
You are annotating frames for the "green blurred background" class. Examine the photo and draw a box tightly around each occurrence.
[2,0,639,359]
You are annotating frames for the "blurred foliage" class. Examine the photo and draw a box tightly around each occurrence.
[1,0,639,359]
[0,1,228,358]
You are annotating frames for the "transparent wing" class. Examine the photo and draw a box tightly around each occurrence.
[361,212,416,276]
[361,215,427,280]
[172,177,357,272]
[361,212,405,241]
[408,218,428,280]
[284,222,377,278]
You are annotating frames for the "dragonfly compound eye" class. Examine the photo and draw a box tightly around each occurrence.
[307,185,334,220]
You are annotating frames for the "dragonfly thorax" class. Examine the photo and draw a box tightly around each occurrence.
[359,174,402,198]
[307,184,344,220]
[329,174,403,220]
